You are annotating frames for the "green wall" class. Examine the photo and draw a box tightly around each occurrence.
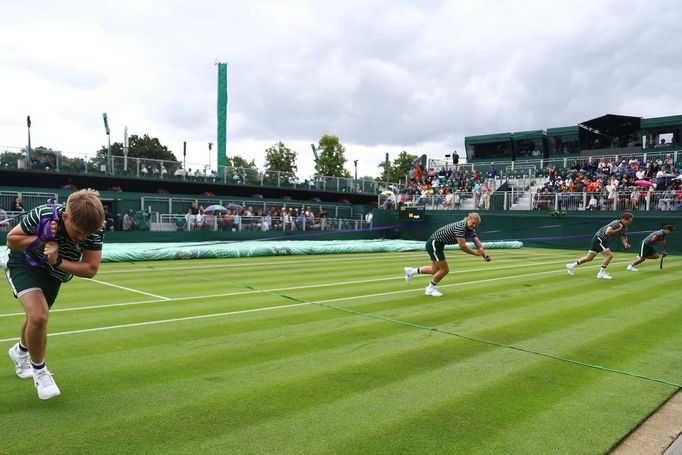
[373,210,682,254]
[3,206,680,254]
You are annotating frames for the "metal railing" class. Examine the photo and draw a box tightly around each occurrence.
[139,197,355,219]
[155,214,369,232]
[377,189,682,212]
[0,147,401,195]
[0,191,59,212]
[0,210,23,231]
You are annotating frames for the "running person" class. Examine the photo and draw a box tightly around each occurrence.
[4,189,105,399]
[404,212,490,297]
[566,212,633,280]
[626,225,674,271]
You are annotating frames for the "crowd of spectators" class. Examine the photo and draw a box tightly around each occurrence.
[182,202,331,232]
[386,162,498,210]
[532,154,682,211]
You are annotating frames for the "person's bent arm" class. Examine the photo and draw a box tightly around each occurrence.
[457,237,481,256]
[44,243,101,279]
[6,221,57,252]
[472,236,490,260]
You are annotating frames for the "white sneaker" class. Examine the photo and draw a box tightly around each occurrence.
[597,272,613,280]
[425,287,443,297]
[626,264,639,272]
[566,263,575,276]
[33,367,60,400]
[8,344,32,379]
[404,267,415,285]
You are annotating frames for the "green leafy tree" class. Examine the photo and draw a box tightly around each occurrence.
[317,135,351,178]
[264,142,297,174]
[378,151,418,182]
[94,134,180,174]
[227,155,257,169]
[0,150,24,169]
[263,142,298,186]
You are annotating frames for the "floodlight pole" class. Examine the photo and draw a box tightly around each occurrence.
[103,113,111,174]
[311,144,320,182]
[26,116,32,169]
[385,153,390,185]
[123,126,129,172]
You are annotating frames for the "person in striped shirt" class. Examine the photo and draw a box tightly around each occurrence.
[626,225,674,271]
[4,189,105,400]
[404,212,490,297]
[566,212,633,280]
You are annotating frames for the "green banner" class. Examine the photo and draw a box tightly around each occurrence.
[217,63,228,177]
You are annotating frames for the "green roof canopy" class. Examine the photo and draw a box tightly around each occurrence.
[465,133,512,145]
[641,115,682,129]
[547,126,579,137]
[512,130,545,140]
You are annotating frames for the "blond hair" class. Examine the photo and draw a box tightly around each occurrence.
[467,212,481,221]
[66,189,105,234]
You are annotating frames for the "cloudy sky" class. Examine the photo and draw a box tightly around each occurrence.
[1,0,681,179]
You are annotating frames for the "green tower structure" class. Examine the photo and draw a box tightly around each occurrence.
[217,62,228,177]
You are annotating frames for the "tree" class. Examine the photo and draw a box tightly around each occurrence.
[379,151,418,182]
[94,134,180,174]
[227,155,257,169]
[317,135,351,178]
[0,150,24,169]
[264,142,297,175]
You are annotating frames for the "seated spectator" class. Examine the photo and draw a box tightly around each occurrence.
[195,207,205,230]
[222,209,234,231]
[11,196,24,213]
[586,194,599,210]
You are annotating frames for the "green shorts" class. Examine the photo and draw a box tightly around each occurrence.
[589,236,609,254]
[4,259,62,307]
[639,243,656,258]
[426,239,446,262]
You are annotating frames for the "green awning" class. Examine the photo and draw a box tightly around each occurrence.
[547,126,579,138]
[641,115,682,129]
[512,130,545,140]
[465,133,512,145]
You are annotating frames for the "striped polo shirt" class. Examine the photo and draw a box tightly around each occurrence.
[10,204,104,282]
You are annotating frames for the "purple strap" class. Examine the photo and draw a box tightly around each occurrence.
[24,198,59,267]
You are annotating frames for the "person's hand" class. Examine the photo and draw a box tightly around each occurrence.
[624,242,631,249]
[662,250,668,257]
[44,241,60,265]
[49,220,58,238]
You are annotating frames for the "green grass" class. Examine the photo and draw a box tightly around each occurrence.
[0,247,680,454]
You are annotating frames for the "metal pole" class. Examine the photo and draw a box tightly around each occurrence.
[123,126,129,172]
[26,116,32,169]
[102,113,111,175]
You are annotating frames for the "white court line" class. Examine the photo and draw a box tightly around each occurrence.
[97,253,427,274]
[96,249,564,275]
[0,257,578,318]
[87,278,171,300]
[0,261,628,343]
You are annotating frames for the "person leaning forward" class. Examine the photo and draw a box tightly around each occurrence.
[4,189,105,400]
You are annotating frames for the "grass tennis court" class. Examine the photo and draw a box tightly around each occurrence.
[1,247,680,454]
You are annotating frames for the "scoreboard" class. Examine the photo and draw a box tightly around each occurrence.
[398,206,426,223]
